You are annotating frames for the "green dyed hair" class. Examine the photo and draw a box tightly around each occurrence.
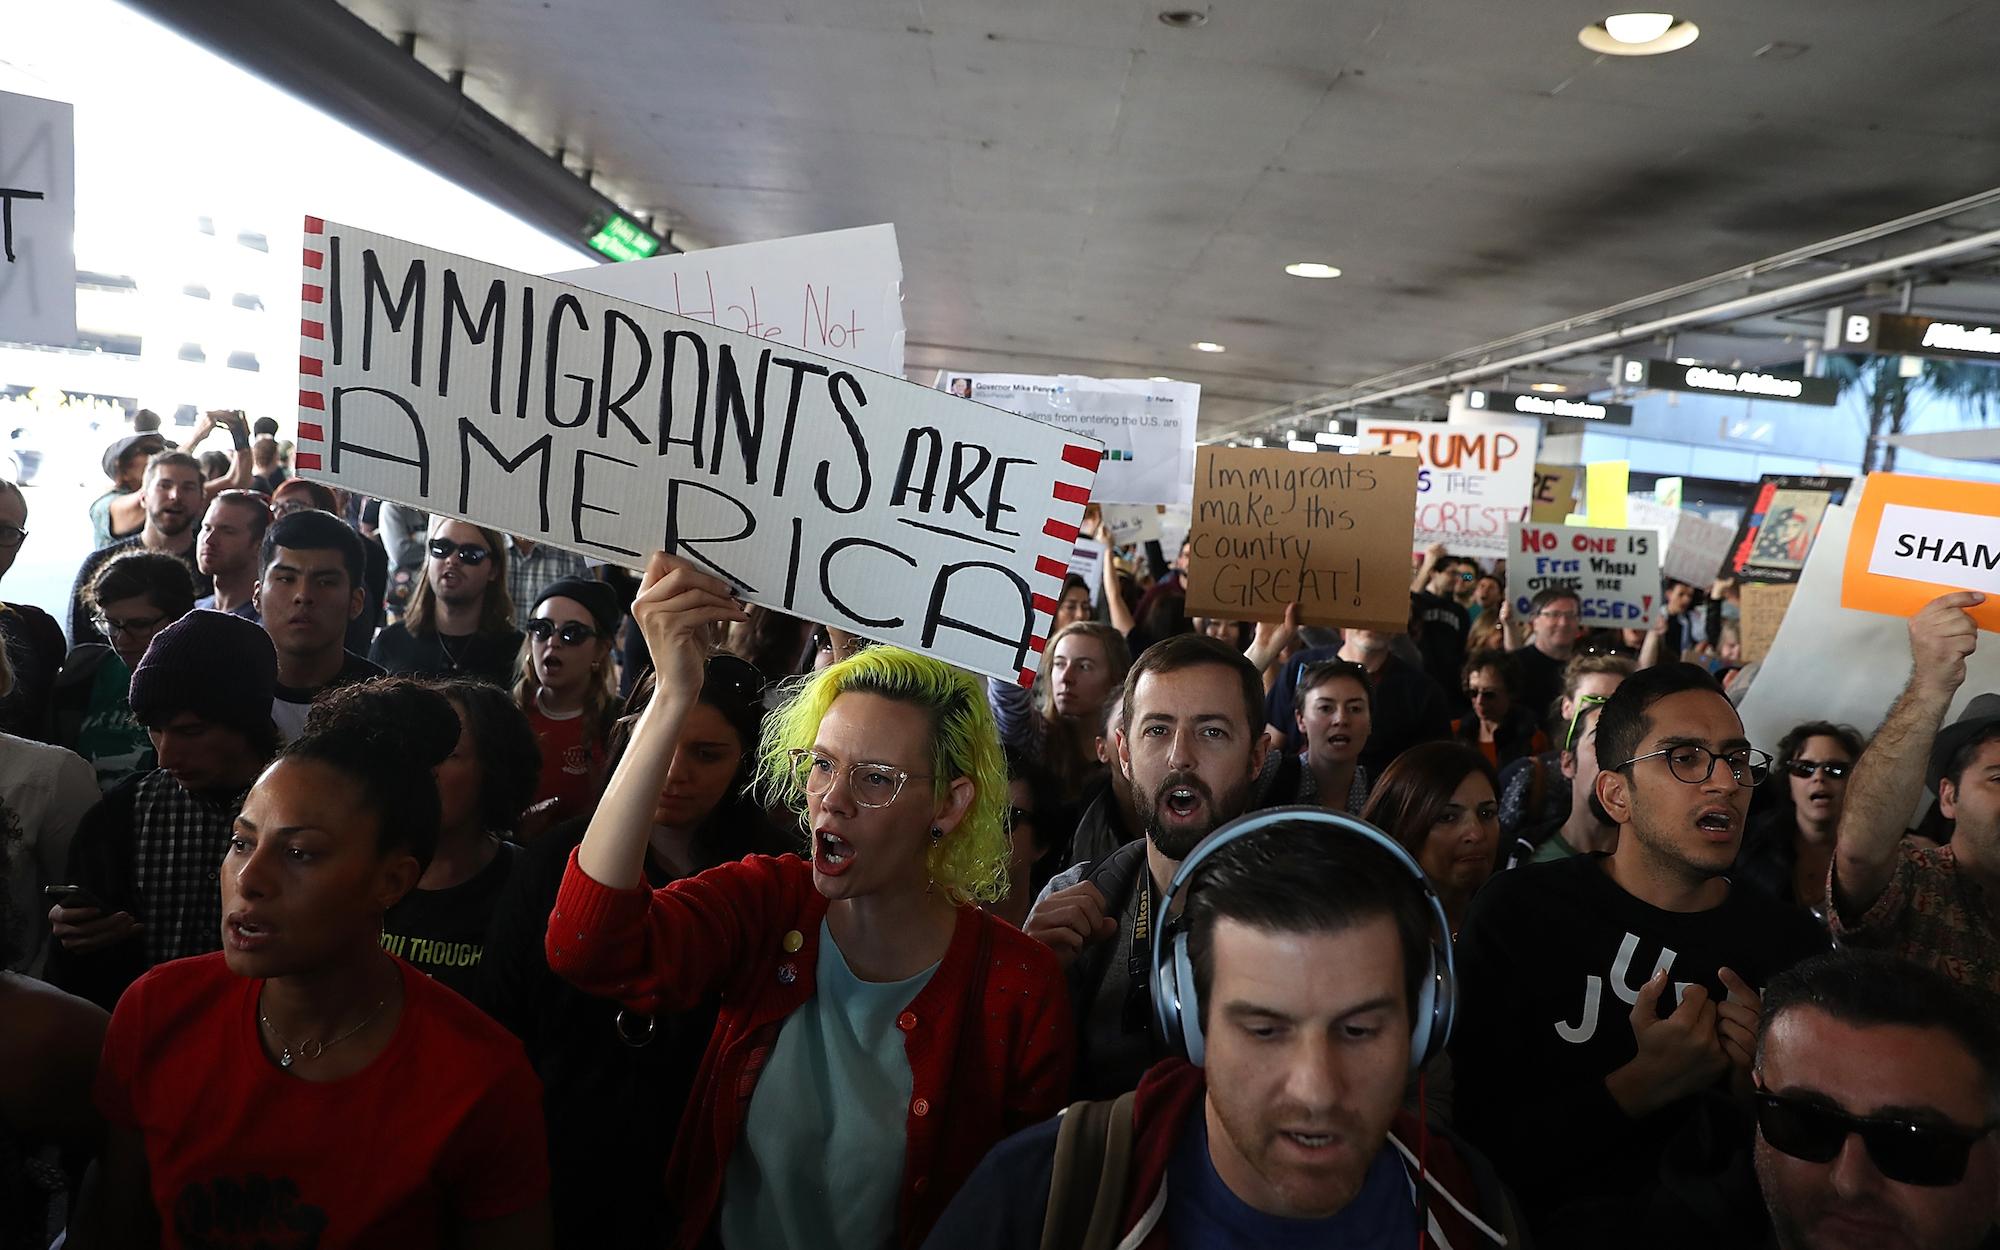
[757,645,1011,905]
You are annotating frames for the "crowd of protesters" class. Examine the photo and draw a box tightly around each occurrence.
[0,418,1992,1250]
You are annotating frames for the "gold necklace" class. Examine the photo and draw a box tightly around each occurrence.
[260,994,388,1068]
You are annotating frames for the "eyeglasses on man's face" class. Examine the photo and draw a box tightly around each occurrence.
[93,612,169,639]
[427,537,490,565]
[1615,743,1772,786]
[0,523,26,548]
[1754,1083,1995,1187]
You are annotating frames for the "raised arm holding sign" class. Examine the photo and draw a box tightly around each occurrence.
[294,217,1100,684]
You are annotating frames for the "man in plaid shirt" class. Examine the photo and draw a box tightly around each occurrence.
[45,611,280,1009]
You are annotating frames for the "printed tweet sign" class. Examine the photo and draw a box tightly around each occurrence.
[294,218,1099,684]
[1506,520,1661,627]
[549,224,905,377]
[1354,416,1539,558]
[953,374,1200,506]
[1843,472,2000,633]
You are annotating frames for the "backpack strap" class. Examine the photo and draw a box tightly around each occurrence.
[1038,1090,1139,1250]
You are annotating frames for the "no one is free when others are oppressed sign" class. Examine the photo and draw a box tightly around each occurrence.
[293,218,1102,684]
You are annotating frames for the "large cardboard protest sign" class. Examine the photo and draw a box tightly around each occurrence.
[550,224,905,377]
[1726,474,1850,584]
[1353,416,1539,558]
[0,89,75,348]
[1531,464,1578,523]
[294,218,1100,684]
[1184,447,1419,630]
[1739,583,1795,665]
[1626,497,1737,588]
[1842,472,2000,633]
[955,375,1199,506]
[1505,520,1661,627]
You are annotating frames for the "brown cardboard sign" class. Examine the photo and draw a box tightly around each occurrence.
[1739,582,1796,665]
[1185,447,1419,629]
[1532,464,1579,523]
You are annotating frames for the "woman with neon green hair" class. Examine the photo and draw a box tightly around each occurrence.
[548,552,1074,1250]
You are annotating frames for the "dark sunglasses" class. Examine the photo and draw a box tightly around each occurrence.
[1755,1088,1993,1187]
[1784,760,1851,780]
[526,619,599,646]
[427,537,490,564]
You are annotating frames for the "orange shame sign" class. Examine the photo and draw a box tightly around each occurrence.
[1842,472,2000,632]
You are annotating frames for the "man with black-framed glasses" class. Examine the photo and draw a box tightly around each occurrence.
[1752,948,1998,1250]
[1451,662,1828,1246]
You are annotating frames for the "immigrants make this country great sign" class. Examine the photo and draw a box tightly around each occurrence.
[291,218,1102,684]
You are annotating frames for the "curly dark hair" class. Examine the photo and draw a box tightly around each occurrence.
[428,678,542,835]
[293,678,461,869]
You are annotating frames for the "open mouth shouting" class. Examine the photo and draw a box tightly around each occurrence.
[814,828,856,876]
[225,911,276,953]
[1693,806,1739,842]
[1156,772,1213,827]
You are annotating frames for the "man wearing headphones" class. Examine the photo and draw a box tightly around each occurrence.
[925,811,1520,1250]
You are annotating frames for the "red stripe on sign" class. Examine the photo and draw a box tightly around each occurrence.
[1062,444,1102,472]
[1030,635,1048,654]
[1017,668,1037,689]
[1043,518,1079,543]
[1035,555,1068,579]
[298,422,324,442]
[303,216,324,234]
[296,452,323,470]
[299,390,325,411]
[1032,593,1058,615]
[302,320,324,340]
[1052,480,1090,505]
[301,283,324,304]
[303,248,324,270]
[300,355,323,377]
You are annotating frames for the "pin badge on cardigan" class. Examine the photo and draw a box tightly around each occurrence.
[1147,806,1459,1072]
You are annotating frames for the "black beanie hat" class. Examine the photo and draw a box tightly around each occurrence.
[532,576,622,637]
[128,610,278,737]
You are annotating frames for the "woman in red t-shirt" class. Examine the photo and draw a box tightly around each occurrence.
[547,553,1074,1250]
[515,578,620,832]
[71,680,550,1250]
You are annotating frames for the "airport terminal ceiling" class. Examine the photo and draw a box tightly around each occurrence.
[251,1,2000,431]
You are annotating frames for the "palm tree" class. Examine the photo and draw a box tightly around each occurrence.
[1825,354,2000,472]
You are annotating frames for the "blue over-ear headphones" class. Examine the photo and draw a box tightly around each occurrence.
[1149,806,1457,1072]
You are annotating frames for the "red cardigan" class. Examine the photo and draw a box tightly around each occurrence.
[547,850,1075,1249]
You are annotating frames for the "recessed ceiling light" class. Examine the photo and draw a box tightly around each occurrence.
[1529,382,1568,393]
[1675,356,1701,365]
[1578,14,1699,56]
[1192,341,1227,353]
[1158,9,1208,29]
[1285,261,1343,279]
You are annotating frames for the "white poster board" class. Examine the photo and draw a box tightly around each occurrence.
[953,374,1200,506]
[1101,503,1163,546]
[296,218,1098,684]
[550,224,905,378]
[0,89,75,348]
[1066,536,1104,593]
[1739,499,2000,761]
[1627,497,1737,587]
[1506,519,1662,627]
[1354,415,1540,557]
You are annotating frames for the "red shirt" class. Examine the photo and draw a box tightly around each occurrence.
[95,952,549,1248]
[528,705,605,823]
[547,850,1074,1249]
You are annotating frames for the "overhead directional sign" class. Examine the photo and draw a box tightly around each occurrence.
[1619,357,1839,407]
[1825,309,2000,362]
[1465,387,1633,425]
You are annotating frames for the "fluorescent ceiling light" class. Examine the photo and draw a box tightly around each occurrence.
[1192,341,1227,353]
[1529,382,1568,392]
[1287,440,1317,453]
[1284,262,1342,279]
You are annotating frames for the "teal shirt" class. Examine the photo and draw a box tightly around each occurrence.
[1531,830,1581,864]
[74,654,152,790]
[718,919,940,1250]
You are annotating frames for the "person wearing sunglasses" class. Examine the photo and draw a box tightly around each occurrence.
[547,552,1073,1250]
[514,578,622,829]
[1453,649,1550,771]
[1734,722,1865,917]
[1830,591,2000,998]
[1451,663,1830,1246]
[370,518,524,687]
[989,748,1061,930]
[1751,948,2000,1250]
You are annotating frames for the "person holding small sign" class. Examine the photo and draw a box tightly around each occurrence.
[546,552,1073,1250]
